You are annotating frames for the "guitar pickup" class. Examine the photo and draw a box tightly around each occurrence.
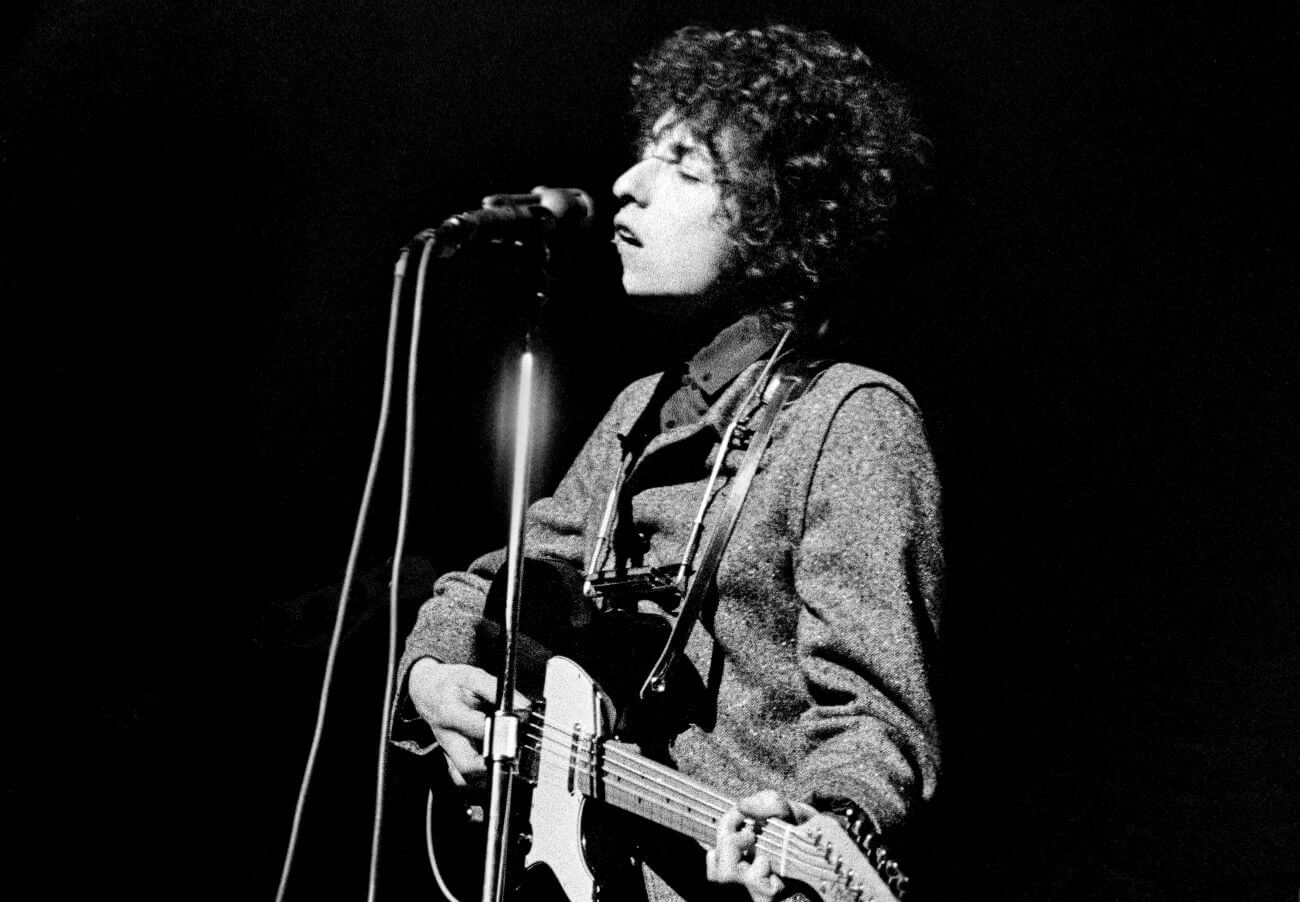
[585,565,684,609]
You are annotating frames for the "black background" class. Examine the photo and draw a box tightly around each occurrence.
[3,1,1295,899]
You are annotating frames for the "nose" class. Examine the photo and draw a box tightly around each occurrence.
[612,157,654,207]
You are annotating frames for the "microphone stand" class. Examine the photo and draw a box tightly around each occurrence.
[479,241,550,902]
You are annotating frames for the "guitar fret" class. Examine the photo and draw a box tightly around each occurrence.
[601,780,717,845]
[518,668,902,902]
[532,726,809,859]
[530,727,814,859]
[568,740,828,883]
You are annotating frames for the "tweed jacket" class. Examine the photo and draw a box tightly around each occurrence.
[392,357,943,895]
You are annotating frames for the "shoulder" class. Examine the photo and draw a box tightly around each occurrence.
[778,361,941,534]
[794,362,926,436]
[777,361,937,501]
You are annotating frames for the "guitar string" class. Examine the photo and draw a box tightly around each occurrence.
[516,712,893,889]
[517,721,836,876]
[522,716,757,818]
[522,714,731,811]
[523,779,837,895]
[520,716,824,863]
[523,764,829,889]
[523,742,830,880]
[513,731,886,893]
[522,718,731,819]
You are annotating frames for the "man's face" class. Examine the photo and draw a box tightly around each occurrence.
[611,113,739,301]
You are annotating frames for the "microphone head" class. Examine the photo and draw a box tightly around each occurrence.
[422,186,595,249]
[526,186,595,230]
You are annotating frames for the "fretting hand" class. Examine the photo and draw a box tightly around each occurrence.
[707,790,817,902]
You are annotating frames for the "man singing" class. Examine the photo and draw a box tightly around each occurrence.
[393,24,942,902]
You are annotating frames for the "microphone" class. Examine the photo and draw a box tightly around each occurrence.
[419,185,594,251]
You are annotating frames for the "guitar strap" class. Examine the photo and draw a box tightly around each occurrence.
[638,354,828,699]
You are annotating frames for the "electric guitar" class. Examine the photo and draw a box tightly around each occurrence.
[431,656,909,902]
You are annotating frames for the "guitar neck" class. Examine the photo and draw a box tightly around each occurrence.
[516,665,904,902]
[593,745,728,847]
[528,723,836,891]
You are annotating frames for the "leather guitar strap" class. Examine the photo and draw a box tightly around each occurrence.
[638,356,826,699]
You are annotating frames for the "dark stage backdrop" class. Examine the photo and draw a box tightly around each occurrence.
[3,1,1295,900]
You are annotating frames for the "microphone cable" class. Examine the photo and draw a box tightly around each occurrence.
[273,235,438,902]
[426,789,470,902]
[367,235,434,901]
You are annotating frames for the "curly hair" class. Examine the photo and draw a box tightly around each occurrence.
[630,24,931,326]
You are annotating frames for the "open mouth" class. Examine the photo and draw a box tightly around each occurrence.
[613,222,642,247]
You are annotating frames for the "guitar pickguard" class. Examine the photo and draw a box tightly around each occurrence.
[520,657,650,902]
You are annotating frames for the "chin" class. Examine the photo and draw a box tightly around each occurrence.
[621,269,707,299]
[621,276,679,297]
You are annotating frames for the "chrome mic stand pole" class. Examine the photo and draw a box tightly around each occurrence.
[481,247,548,902]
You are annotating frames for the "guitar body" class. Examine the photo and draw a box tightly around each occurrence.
[513,657,642,902]
[426,655,908,902]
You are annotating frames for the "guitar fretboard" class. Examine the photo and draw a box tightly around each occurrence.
[521,715,891,898]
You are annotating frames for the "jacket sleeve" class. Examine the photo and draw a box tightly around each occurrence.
[790,384,943,832]
[388,384,637,753]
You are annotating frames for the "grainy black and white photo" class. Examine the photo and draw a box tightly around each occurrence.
[3,2,1294,900]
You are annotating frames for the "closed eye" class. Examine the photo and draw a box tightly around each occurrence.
[642,142,716,186]
[647,154,709,185]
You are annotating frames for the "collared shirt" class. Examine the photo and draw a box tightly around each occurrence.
[657,313,785,433]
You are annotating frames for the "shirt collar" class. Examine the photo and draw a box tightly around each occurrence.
[685,313,784,398]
